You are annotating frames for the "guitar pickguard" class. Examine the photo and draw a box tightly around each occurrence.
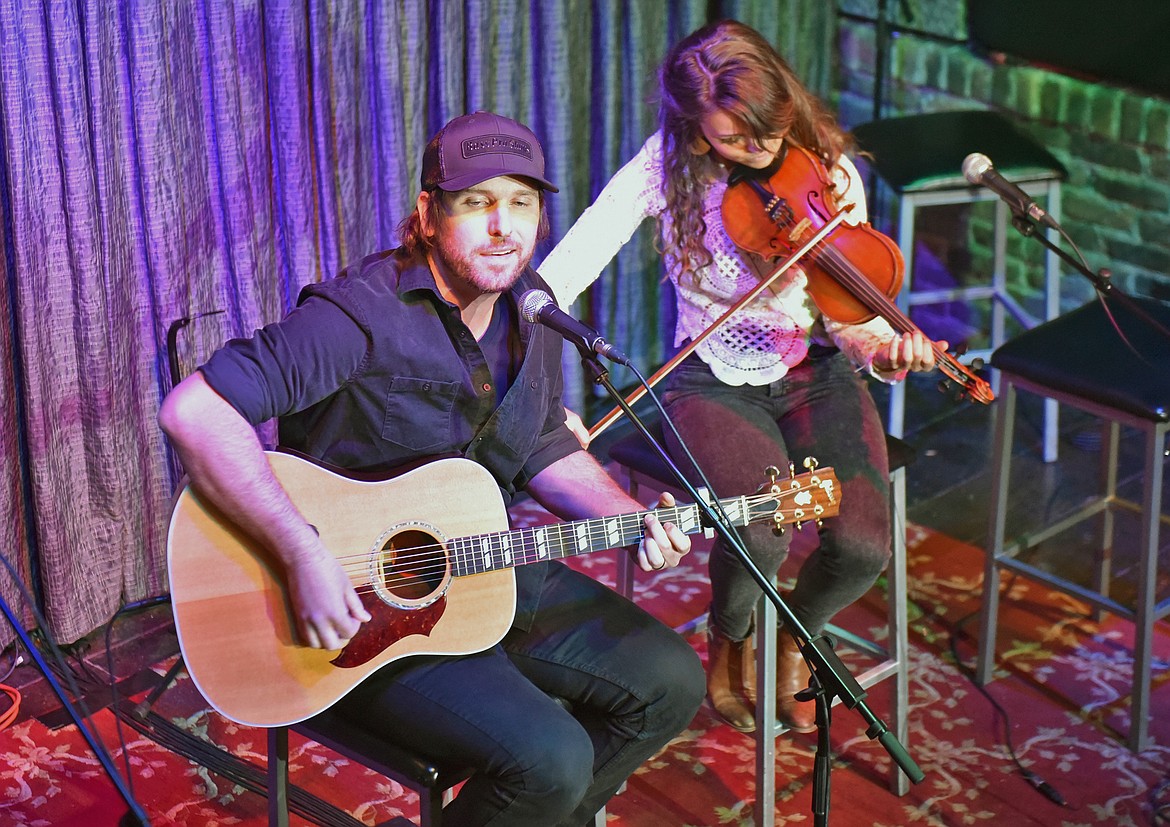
[331,591,448,668]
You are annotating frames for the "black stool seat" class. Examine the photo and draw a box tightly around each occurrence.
[852,110,1067,192]
[608,419,915,487]
[991,296,1170,422]
[295,706,470,791]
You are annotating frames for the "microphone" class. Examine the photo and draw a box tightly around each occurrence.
[962,153,1060,230]
[519,289,632,366]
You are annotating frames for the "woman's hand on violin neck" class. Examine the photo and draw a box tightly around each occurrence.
[873,330,948,374]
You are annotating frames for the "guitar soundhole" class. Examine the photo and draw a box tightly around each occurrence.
[374,527,449,608]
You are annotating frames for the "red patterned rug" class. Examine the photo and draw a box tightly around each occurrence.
[2,505,1168,826]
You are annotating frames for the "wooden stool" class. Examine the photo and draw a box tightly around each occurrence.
[608,421,916,824]
[975,296,1170,752]
[852,110,1067,449]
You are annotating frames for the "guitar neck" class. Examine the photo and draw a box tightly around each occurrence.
[451,499,742,577]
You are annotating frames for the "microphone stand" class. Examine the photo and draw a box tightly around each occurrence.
[577,353,924,827]
[1008,214,1170,341]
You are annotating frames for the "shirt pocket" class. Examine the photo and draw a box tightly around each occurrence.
[381,377,460,453]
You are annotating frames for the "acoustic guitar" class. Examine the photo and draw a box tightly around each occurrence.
[167,451,840,727]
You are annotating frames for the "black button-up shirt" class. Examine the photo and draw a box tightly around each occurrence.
[201,247,578,497]
[199,248,581,629]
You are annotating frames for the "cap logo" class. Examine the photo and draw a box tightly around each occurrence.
[461,134,533,160]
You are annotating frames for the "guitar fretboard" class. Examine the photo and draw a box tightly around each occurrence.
[450,499,747,577]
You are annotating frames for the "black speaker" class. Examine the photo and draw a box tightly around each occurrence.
[968,1,1170,99]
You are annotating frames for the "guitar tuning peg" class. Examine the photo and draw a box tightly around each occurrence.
[952,342,969,357]
[787,460,796,479]
[970,357,985,371]
[802,456,818,472]
[937,379,951,395]
[764,465,780,484]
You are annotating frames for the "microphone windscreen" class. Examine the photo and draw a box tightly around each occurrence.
[519,289,553,323]
[962,152,993,184]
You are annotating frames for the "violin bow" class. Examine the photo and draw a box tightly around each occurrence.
[587,206,853,441]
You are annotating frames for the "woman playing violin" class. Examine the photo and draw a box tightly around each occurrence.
[538,19,946,734]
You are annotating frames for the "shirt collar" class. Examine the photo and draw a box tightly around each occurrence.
[395,252,443,299]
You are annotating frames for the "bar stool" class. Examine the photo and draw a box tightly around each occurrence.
[975,295,1170,752]
[608,420,916,823]
[851,110,1067,450]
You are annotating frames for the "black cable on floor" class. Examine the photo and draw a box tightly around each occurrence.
[948,605,1069,808]
[892,555,1074,810]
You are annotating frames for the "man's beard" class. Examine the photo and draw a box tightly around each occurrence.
[432,233,532,295]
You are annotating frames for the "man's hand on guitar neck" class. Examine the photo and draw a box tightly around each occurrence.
[636,491,690,572]
[527,451,692,572]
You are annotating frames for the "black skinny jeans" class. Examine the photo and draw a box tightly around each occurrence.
[335,561,704,826]
[662,350,892,641]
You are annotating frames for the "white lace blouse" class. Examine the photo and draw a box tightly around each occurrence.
[538,130,904,387]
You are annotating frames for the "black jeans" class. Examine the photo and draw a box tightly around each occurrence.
[662,350,892,640]
[335,561,704,826]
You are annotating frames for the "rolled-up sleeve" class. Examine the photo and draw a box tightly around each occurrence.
[199,298,369,425]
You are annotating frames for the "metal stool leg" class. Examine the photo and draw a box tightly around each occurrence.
[977,382,1017,685]
[755,593,778,827]
[267,727,290,827]
[887,464,911,796]
[1129,422,1165,751]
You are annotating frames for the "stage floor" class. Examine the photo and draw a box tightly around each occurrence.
[4,368,1169,826]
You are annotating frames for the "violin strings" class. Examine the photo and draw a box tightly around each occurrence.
[812,241,966,372]
[767,204,967,377]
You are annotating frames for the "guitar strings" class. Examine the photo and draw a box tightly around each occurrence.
[329,495,815,586]
[314,490,828,592]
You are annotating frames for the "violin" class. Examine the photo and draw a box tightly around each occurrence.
[721,144,994,406]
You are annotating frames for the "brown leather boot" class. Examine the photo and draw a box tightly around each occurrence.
[706,627,756,733]
[776,632,816,733]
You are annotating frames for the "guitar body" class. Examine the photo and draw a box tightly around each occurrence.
[167,452,516,727]
[168,450,841,727]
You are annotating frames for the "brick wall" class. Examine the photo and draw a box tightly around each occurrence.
[835,9,1170,320]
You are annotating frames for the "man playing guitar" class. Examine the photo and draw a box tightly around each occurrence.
[159,111,705,827]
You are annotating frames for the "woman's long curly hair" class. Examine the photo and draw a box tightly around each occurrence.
[657,20,853,282]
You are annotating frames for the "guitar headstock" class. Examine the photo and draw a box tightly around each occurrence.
[749,461,841,532]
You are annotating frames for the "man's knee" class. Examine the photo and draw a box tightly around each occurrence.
[516,724,595,815]
[645,634,706,733]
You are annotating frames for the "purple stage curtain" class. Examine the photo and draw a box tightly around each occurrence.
[0,0,832,644]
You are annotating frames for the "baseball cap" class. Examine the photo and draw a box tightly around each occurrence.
[421,111,559,193]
